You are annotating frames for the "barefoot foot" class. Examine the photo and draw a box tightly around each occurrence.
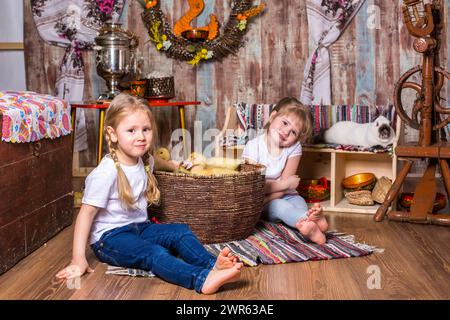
[214,247,239,270]
[307,203,328,232]
[296,219,326,245]
[201,263,243,294]
[315,216,328,232]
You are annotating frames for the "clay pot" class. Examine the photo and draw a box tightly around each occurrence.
[399,192,447,212]
[297,177,330,203]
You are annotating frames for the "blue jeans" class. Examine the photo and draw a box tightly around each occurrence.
[91,221,216,293]
[262,194,309,228]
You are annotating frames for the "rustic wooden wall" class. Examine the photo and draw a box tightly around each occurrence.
[24,0,449,167]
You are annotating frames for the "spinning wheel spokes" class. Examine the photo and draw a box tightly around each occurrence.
[375,0,450,227]
[395,66,423,130]
[394,66,450,131]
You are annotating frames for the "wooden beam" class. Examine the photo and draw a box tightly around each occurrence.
[0,42,24,50]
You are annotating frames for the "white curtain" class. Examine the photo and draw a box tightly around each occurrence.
[31,0,124,151]
[300,0,366,105]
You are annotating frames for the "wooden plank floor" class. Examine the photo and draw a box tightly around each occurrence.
[0,212,449,300]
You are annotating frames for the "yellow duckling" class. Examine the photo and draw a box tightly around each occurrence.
[179,153,241,176]
[155,147,171,161]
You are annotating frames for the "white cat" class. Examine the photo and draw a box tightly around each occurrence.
[323,115,395,147]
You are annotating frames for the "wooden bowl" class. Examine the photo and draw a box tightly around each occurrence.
[181,29,209,42]
[342,173,376,189]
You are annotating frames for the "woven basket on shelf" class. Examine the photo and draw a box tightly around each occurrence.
[345,190,374,206]
[371,176,392,204]
[152,163,266,244]
[145,76,175,99]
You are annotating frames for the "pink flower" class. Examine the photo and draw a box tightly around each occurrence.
[62,113,70,131]
[311,52,318,65]
[2,116,12,139]
[96,0,114,15]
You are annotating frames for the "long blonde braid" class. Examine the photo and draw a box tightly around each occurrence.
[105,133,136,209]
[143,148,160,205]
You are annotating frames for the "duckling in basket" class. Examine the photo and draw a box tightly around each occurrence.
[179,152,241,176]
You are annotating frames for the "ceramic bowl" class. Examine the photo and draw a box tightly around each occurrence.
[181,29,209,42]
[342,173,376,189]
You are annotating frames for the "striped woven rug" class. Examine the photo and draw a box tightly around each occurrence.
[105,221,376,276]
[204,221,376,267]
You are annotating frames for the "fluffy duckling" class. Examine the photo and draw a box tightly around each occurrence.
[179,153,241,176]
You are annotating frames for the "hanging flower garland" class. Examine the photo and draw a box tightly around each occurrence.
[137,0,266,66]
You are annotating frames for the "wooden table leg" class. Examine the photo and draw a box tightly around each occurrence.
[97,109,106,165]
[178,105,188,159]
[374,160,413,221]
[70,107,77,152]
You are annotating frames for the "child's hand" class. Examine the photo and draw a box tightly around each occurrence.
[181,159,194,170]
[286,175,300,190]
[56,258,93,280]
[182,152,206,170]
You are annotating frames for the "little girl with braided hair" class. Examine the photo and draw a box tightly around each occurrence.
[57,93,242,294]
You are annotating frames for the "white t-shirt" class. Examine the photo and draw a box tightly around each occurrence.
[83,155,153,244]
[242,133,302,180]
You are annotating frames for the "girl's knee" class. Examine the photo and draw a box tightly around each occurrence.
[145,246,170,269]
[286,195,308,210]
[173,223,195,237]
[264,199,295,216]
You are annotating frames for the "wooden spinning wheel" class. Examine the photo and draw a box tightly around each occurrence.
[374,0,450,226]
[394,66,450,135]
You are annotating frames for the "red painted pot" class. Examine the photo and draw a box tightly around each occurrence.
[297,177,330,203]
[399,192,447,212]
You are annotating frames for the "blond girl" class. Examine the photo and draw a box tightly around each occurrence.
[242,97,328,245]
[57,94,242,294]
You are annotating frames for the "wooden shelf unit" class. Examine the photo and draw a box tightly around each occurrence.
[300,147,397,214]
[221,145,397,215]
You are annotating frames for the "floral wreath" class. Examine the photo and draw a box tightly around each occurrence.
[137,0,265,66]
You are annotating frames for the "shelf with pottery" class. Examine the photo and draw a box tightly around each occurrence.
[222,145,398,215]
[298,147,398,214]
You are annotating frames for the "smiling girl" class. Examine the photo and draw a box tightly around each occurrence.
[242,97,328,245]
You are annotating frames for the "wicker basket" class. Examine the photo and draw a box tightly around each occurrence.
[146,76,175,99]
[372,176,392,204]
[345,190,374,206]
[153,163,265,244]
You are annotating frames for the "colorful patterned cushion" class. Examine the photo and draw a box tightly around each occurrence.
[0,91,71,143]
[235,102,277,131]
[221,102,276,147]
[307,105,395,136]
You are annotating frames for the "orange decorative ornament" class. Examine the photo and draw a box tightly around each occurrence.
[140,0,266,65]
[173,0,219,41]
[238,3,266,20]
[145,0,157,9]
